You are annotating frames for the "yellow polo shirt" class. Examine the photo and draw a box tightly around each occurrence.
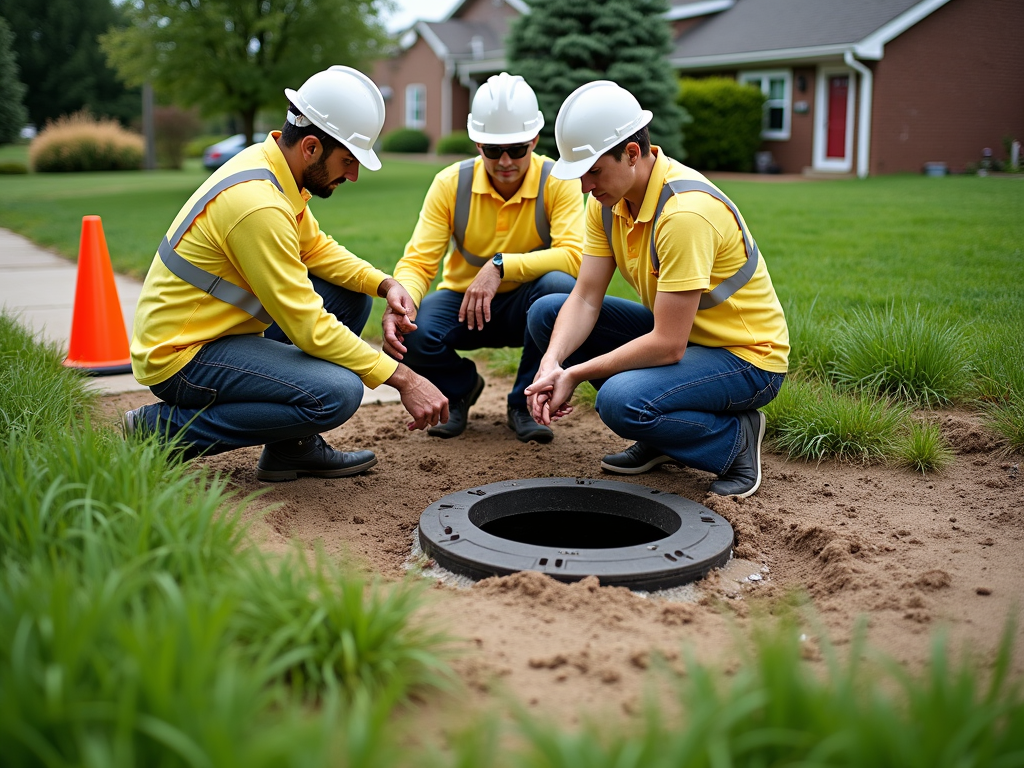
[394,153,584,306]
[131,132,399,388]
[585,148,789,373]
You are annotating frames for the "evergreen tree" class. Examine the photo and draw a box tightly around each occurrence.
[0,16,28,144]
[507,0,687,159]
[0,0,139,129]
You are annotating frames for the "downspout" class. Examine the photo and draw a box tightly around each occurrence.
[442,56,454,138]
[844,50,872,178]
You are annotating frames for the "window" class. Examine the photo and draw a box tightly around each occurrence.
[739,70,791,140]
[405,84,426,129]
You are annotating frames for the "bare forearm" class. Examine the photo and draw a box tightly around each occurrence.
[541,289,601,367]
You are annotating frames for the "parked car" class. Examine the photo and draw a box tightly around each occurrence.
[202,133,267,169]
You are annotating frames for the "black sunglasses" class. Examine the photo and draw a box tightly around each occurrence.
[480,143,532,160]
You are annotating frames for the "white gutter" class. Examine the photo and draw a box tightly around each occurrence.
[844,50,873,179]
[666,0,734,20]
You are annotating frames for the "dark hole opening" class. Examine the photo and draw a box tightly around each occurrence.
[480,509,669,549]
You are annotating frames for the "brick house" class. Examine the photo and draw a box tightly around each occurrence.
[371,0,1024,176]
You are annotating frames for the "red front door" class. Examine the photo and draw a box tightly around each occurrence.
[826,75,849,159]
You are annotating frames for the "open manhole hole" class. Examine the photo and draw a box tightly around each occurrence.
[418,477,734,591]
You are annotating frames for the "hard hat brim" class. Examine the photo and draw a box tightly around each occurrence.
[467,126,542,145]
[552,153,601,180]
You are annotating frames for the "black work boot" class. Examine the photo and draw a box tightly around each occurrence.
[428,374,485,438]
[600,442,673,475]
[506,404,553,443]
[256,434,377,482]
[709,410,766,498]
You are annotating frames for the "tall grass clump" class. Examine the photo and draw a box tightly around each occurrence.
[0,314,96,438]
[782,297,839,380]
[29,111,143,173]
[832,304,973,407]
[476,619,1024,768]
[231,548,451,698]
[897,419,955,473]
[985,394,1024,455]
[764,378,907,463]
[0,310,449,766]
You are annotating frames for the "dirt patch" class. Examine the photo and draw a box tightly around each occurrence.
[100,378,1024,724]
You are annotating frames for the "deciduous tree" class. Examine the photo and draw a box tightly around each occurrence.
[0,16,28,144]
[0,0,139,130]
[507,0,687,159]
[101,0,389,145]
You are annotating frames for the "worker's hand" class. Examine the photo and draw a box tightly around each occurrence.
[386,364,449,431]
[382,305,416,360]
[458,260,502,331]
[525,364,577,426]
[378,278,418,360]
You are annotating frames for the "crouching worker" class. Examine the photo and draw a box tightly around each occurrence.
[125,66,448,480]
[526,81,789,498]
[383,73,582,443]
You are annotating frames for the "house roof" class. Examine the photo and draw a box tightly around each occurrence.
[670,0,952,68]
[418,19,508,59]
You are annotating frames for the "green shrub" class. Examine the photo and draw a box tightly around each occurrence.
[677,77,765,172]
[832,304,973,407]
[380,128,430,153]
[29,112,143,172]
[0,161,26,174]
[436,130,477,156]
[154,105,202,169]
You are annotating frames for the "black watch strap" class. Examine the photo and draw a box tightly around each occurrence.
[491,252,504,278]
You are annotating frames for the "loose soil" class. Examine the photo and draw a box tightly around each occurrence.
[101,377,1024,726]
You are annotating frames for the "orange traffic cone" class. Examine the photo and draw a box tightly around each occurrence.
[63,215,133,375]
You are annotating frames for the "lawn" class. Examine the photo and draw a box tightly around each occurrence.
[0,160,1021,380]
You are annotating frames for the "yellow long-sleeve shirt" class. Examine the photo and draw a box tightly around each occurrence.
[393,153,584,306]
[130,132,399,388]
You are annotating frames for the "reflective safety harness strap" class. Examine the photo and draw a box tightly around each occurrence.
[600,179,760,310]
[452,158,554,268]
[158,169,282,325]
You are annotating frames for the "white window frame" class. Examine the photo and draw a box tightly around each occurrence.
[405,84,426,129]
[738,69,792,141]
[812,66,856,173]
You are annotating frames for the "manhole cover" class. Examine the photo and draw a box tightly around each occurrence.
[418,477,734,591]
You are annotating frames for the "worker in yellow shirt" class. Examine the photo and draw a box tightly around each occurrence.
[125,66,448,480]
[383,73,583,443]
[526,81,789,499]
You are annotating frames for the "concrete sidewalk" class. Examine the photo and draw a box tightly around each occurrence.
[0,227,401,404]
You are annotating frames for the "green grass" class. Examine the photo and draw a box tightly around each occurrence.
[450,618,1024,768]
[0,313,450,767]
[1,168,1021,444]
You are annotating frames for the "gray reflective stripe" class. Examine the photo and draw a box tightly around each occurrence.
[158,169,282,324]
[452,158,554,268]
[600,179,759,310]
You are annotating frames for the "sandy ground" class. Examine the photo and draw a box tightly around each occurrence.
[101,375,1024,725]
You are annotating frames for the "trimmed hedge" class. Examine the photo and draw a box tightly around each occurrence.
[436,130,477,156]
[678,77,765,172]
[30,112,142,172]
[0,161,26,174]
[381,128,430,153]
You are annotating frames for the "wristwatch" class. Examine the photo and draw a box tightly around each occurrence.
[491,252,504,278]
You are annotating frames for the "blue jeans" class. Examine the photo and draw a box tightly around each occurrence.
[527,294,785,475]
[402,271,576,407]
[139,276,371,459]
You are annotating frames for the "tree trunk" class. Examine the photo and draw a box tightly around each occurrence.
[241,106,257,146]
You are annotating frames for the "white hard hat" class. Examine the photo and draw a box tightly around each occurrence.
[284,65,386,171]
[552,80,653,179]
[467,72,544,144]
